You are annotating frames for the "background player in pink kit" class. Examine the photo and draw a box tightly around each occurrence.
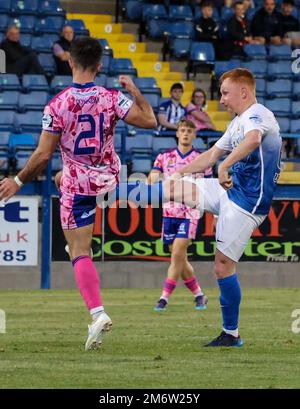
[147,120,211,311]
[0,37,157,350]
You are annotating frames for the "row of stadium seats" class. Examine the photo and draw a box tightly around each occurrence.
[0,15,88,35]
[0,0,65,16]
[125,2,300,23]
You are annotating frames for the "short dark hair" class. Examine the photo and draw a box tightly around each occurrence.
[234,1,244,7]
[70,36,102,72]
[282,0,294,5]
[201,1,214,8]
[170,82,184,92]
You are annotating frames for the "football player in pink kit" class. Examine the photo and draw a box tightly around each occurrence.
[147,119,211,311]
[0,37,157,350]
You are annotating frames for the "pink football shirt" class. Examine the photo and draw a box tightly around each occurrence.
[42,82,133,196]
[153,148,212,219]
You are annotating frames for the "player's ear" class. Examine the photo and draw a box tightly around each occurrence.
[68,57,74,70]
[97,63,102,73]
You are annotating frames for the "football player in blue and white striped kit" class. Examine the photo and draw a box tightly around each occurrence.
[166,68,282,347]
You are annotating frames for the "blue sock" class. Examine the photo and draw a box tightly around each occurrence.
[217,273,241,332]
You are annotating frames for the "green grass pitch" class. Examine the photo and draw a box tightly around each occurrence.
[0,288,299,389]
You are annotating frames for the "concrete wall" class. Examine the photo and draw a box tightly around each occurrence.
[0,261,299,289]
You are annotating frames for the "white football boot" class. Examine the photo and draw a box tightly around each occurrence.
[85,312,112,351]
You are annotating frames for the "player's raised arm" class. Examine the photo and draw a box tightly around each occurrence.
[0,130,60,202]
[119,75,157,128]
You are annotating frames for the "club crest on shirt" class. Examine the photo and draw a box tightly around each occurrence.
[42,113,53,129]
[249,114,263,124]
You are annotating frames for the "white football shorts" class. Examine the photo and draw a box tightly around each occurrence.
[182,177,266,262]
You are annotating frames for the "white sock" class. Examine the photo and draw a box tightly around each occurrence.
[90,306,104,321]
[223,328,239,338]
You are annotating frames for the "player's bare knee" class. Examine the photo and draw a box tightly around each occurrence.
[213,258,229,279]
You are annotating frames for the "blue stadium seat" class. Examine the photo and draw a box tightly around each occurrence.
[0,91,19,110]
[292,81,300,100]
[266,79,292,98]
[276,117,290,133]
[14,111,43,133]
[94,74,107,87]
[268,45,292,61]
[126,134,153,157]
[0,14,9,32]
[38,53,56,74]
[267,61,293,79]
[15,149,35,170]
[100,55,112,75]
[65,19,89,36]
[243,60,267,78]
[166,21,195,40]
[39,0,65,17]
[171,38,192,58]
[125,1,143,21]
[9,15,36,33]
[0,131,10,147]
[214,60,240,79]
[22,74,49,92]
[0,32,3,42]
[143,93,160,113]
[147,18,169,38]
[220,6,234,22]
[152,137,177,156]
[31,35,53,53]
[131,157,152,174]
[187,42,215,79]
[193,137,206,151]
[0,110,16,131]
[98,38,113,56]
[115,119,127,134]
[114,132,122,154]
[50,76,73,93]
[134,77,161,95]
[109,58,137,77]
[18,91,48,112]
[142,4,168,21]
[52,150,63,171]
[290,119,300,133]
[244,44,267,60]
[9,133,36,149]
[246,7,257,22]
[20,33,32,47]
[0,74,21,91]
[169,5,193,21]
[36,16,65,34]
[11,0,38,15]
[256,78,266,97]
[0,147,9,172]
[265,98,291,117]
[0,0,11,14]
[291,101,300,117]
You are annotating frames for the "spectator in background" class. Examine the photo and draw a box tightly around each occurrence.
[195,1,219,43]
[227,1,259,57]
[186,88,216,131]
[251,0,283,45]
[0,25,45,75]
[158,83,186,132]
[53,25,74,75]
[281,0,300,47]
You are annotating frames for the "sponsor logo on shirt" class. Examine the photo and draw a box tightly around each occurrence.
[42,113,53,129]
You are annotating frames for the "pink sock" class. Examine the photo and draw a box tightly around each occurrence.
[161,278,177,301]
[184,276,203,297]
[72,255,103,311]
